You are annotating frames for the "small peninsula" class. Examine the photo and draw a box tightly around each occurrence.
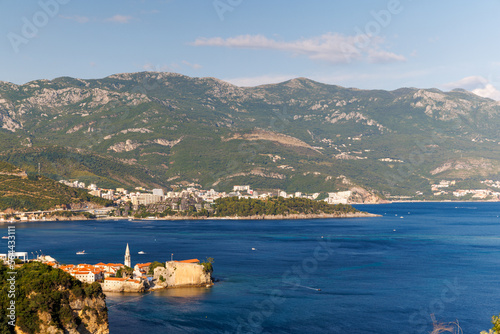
[0,262,109,334]
[0,160,380,222]
[119,196,378,220]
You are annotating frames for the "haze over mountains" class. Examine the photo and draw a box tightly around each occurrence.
[1,72,499,200]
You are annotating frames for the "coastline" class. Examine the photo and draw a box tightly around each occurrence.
[0,211,380,223]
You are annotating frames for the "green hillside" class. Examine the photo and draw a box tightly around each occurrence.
[1,72,500,199]
[0,161,112,211]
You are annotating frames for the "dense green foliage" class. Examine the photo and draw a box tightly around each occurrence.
[0,162,112,211]
[0,161,22,173]
[0,146,163,189]
[200,257,214,273]
[148,261,165,275]
[49,210,97,219]
[0,262,107,334]
[115,266,133,278]
[212,197,359,217]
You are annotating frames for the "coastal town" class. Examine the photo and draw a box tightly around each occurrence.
[60,178,500,204]
[1,244,213,293]
[59,180,325,205]
[2,176,500,222]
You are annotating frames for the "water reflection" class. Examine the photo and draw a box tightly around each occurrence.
[106,286,212,307]
[153,287,212,301]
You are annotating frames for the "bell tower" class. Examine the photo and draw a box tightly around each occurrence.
[124,243,131,268]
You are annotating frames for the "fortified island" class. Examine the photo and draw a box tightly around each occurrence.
[32,244,213,293]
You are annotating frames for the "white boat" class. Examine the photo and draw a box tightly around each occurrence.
[251,248,256,251]
[2,236,9,239]
[76,250,86,255]
[138,251,146,254]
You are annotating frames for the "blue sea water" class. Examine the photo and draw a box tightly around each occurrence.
[2,202,500,333]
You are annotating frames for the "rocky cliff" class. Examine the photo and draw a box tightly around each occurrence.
[0,263,109,334]
[154,262,212,288]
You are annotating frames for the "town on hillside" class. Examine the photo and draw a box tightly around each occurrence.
[2,177,500,222]
[61,178,500,207]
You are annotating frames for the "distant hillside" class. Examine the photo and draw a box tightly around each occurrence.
[1,72,500,198]
[0,161,112,211]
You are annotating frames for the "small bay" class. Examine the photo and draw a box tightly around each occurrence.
[2,202,500,333]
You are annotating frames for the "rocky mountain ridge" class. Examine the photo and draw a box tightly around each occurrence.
[1,72,500,198]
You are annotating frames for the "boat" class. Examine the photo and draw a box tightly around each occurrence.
[251,248,256,251]
[76,250,86,255]
[2,236,9,239]
[138,251,145,254]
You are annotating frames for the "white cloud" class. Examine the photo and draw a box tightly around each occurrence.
[443,76,500,101]
[181,60,202,70]
[366,49,406,63]
[472,84,500,101]
[105,15,134,24]
[442,76,488,91]
[59,15,90,23]
[191,33,406,64]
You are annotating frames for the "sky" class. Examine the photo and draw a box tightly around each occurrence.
[1,0,500,99]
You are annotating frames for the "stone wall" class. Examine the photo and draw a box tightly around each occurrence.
[101,279,145,292]
[154,262,211,288]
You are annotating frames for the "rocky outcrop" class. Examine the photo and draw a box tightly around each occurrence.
[154,262,212,288]
[108,137,183,152]
[5,263,109,334]
[348,186,384,204]
[16,296,109,334]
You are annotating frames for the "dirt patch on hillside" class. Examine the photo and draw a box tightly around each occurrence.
[224,129,321,154]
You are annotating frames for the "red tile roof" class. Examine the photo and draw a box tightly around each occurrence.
[175,259,200,263]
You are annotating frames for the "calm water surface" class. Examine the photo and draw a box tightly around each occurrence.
[2,202,500,333]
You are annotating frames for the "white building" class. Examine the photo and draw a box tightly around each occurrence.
[233,185,251,192]
[325,191,352,204]
[131,194,163,205]
[152,188,164,196]
[71,269,103,284]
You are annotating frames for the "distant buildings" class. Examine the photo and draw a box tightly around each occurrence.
[233,185,250,192]
[59,180,86,189]
[130,193,164,206]
[58,264,104,284]
[325,191,352,204]
[152,188,164,196]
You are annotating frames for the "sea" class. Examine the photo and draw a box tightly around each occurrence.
[2,202,500,333]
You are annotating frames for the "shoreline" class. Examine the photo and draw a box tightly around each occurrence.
[0,211,380,223]
[5,199,500,223]
[362,199,500,204]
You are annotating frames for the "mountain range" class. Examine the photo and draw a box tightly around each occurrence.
[1,71,500,200]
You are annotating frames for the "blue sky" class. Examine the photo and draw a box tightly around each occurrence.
[2,0,500,99]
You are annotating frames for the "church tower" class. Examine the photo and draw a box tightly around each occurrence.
[124,243,131,268]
